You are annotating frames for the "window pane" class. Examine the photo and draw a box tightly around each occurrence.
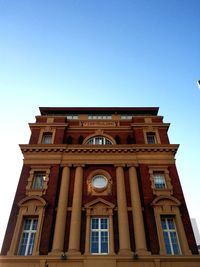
[170,232,181,254]
[92,218,99,229]
[167,218,175,229]
[161,216,181,255]
[18,233,29,255]
[87,136,112,145]
[161,218,167,230]
[91,232,99,253]
[163,232,172,255]
[18,218,38,256]
[90,218,109,254]
[42,134,52,144]
[147,134,156,144]
[154,173,166,189]
[101,232,108,253]
[105,139,112,144]
[32,174,45,190]
[24,219,31,230]
[88,139,93,144]
[32,219,38,230]
[101,218,108,229]
[27,232,36,255]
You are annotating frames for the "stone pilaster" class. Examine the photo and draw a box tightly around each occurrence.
[68,165,83,255]
[116,165,131,254]
[129,166,148,254]
[51,166,70,254]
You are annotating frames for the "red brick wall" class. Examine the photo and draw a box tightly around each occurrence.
[139,164,160,253]
[134,129,145,144]
[39,165,60,254]
[169,165,198,254]
[1,165,30,255]
[138,164,198,254]
[64,130,135,145]
[82,165,117,206]
[158,128,169,144]
[54,128,65,144]
[29,128,40,144]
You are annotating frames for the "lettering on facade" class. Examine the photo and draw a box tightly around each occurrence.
[82,121,116,127]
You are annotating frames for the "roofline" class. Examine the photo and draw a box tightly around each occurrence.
[39,107,159,116]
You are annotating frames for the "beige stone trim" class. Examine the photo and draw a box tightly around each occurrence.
[1,255,200,266]
[152,196,191,255]
[7,196,46,256]
[85,214,90,254]
[128,166,149,255]
[87,169,112,196]
[38,127,56,144]
[148,166,173,196]
[84,198,115,255]
[68,166,83,255]
[144,117,152,123]
[51,166,70,254]
[26,167,50,196]
[116,166,131,254]
[143,128,161,144]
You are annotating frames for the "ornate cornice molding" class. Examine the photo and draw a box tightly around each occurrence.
[20,144,179,155]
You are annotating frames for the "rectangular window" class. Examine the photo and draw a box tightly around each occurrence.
[88,114,112,120]
[66,114,78,119]
[161,216,181,255]
[154,172,166,189]
[42,133,52,144]
[18,218,38,256]
[147,133,156,144]
[32,173,46,190]
[120,114,133,119]
[90,218,109,254]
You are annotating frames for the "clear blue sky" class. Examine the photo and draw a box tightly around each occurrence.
[0,0,200,248]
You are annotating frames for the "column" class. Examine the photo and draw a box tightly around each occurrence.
[129,166,148,254]
[51,166,70,254]
[68,165,83,254]
[116,166,131,254]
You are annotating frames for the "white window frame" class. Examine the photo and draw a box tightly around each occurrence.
[87,136,112,145]
[153,172,166,189]
[88,114,112,120]
[161,216,181,255]
[146,133,156,144]
[18,218,38,256]
[42,133,52,144]
[90,217,109,255]
[32,173,46,190]
[120,114,133,119]
[66,114,78,120]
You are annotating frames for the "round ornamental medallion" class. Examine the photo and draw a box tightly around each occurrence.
[92,175,108,191]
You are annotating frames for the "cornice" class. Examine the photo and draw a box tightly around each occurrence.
[29,123,69,128]
[20,144,179,155]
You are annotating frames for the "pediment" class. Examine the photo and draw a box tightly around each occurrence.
[85,197,115,209]
[18,196,46,207]
[151,195,181,207]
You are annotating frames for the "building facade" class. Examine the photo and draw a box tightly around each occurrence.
[1,107,200,267]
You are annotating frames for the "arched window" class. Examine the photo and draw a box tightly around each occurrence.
[86,136,112,145]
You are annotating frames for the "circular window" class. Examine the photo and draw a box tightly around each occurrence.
[92,175,108,191]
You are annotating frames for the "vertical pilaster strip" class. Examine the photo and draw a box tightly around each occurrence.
[51,166,70,254]
[129,166,148,254]
[116,166,131,254]
[109,213,115,255]
[68,165,83,254]
[84,211,90,254]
